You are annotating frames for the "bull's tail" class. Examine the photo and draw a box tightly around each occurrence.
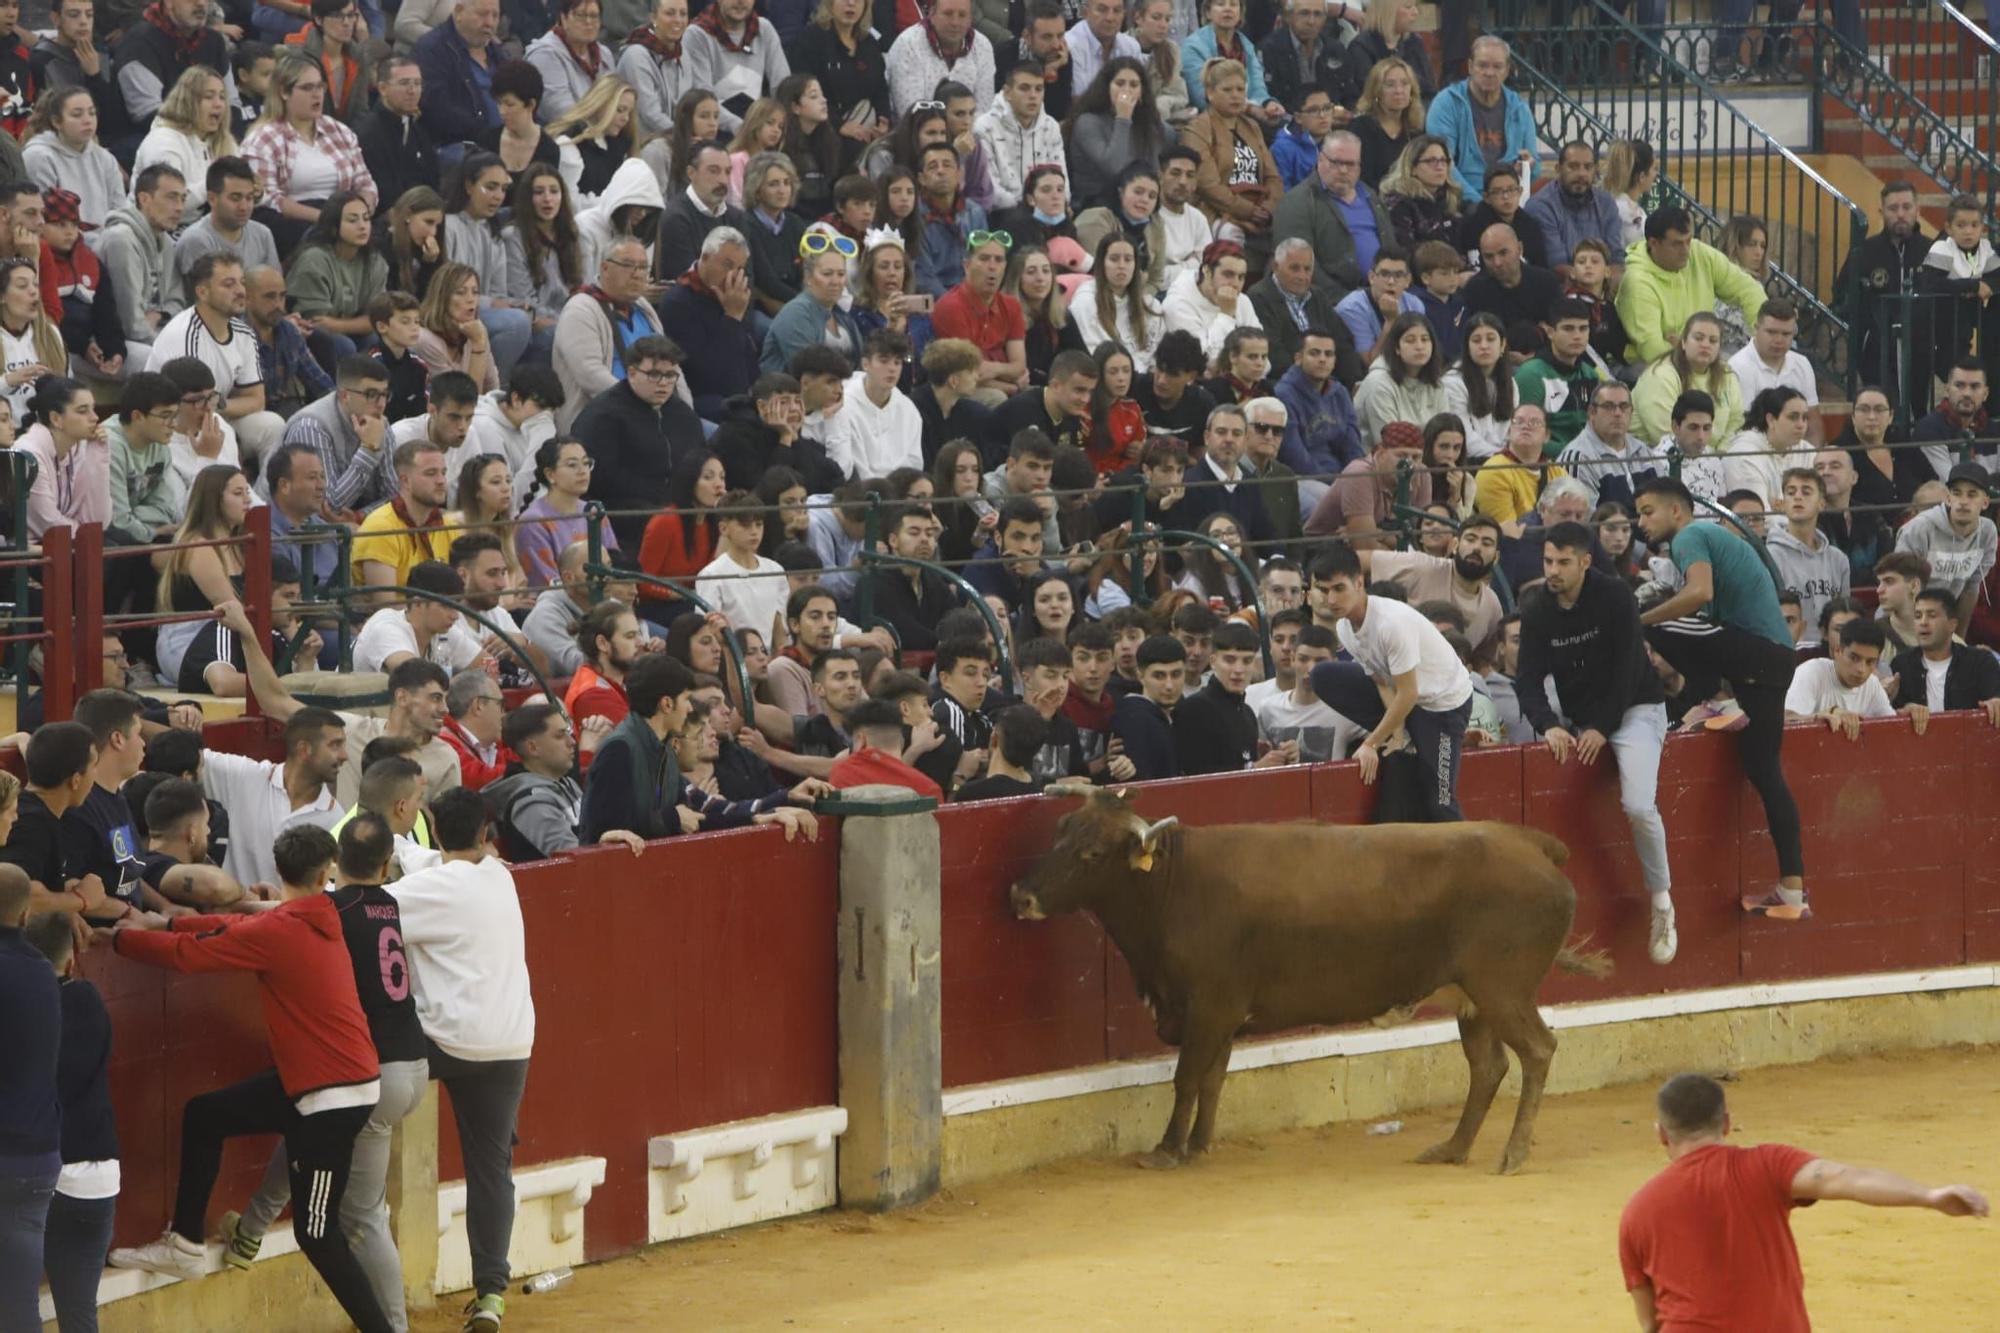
[1515,827,1571,868]
[1554,936,1614,979]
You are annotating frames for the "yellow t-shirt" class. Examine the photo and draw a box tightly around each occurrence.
[350,502,452,586]
[1474,454,1569,525]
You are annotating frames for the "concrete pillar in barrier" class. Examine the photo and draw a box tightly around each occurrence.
[388,1082,440,1312]
[830,784,943,1211]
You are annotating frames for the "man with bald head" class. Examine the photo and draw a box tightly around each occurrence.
[1813,446,1883,585]
[1462,222,1564,354]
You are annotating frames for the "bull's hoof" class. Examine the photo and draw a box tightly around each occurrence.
[1136,1149,1185,1171]
[1494,1148,1530,1175]
[1414,1140,1469,1165]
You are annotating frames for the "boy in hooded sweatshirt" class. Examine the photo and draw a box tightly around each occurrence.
[1895,462,1999,630]
[1765,468,1851,649]
[39,187,125,378]
[1921,193,2000,384]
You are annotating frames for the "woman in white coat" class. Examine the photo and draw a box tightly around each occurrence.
[1068,233,1165,371]
[132,68,236,231]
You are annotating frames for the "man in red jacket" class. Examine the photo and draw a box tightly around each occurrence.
[104,821,394,1333]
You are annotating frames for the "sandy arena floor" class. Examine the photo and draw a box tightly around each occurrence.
[414,1047,2000,1331]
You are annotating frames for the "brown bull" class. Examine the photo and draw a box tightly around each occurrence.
[1009,785,1609,1173]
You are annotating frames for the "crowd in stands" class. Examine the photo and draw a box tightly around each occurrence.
[6,0,2000,1325]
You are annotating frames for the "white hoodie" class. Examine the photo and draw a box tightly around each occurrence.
[973,91,1067,212]
[389,855,535,1062]
[450,389,557,510]
[823,370,923,479]
[576,158,666,282]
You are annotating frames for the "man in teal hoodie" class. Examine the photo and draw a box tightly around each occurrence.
[1423,37,1538,198]
[1615,205,1770,363]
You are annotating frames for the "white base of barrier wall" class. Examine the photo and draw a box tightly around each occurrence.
[38,1223,307,1324]
[647,1107,848,1244]
[434,1155,606,1295]
[941,966,2000,1118]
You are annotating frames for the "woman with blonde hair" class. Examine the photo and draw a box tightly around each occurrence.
[742,153,806,317]
[134,66,237,229]
[445,452,530,603]
[547,75,642,209]
[414,262,498,390]
[1716,213,1776,355]
[849,227,933,356]
[1004,244,1084,386]
[1632,310,1745,444]
[1381,135,1463,253]
[1181,58,1280,263]
[376,185,446,302]
[1602,139,1656,247]
[241,52,378,253]
[1352,56,1426,190]
[1344,0,1435,100]
[151,463,252,688]
[726,98,787,209]
[1085,526,1172,617]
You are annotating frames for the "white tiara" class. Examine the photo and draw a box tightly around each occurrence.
[863,225,906,254]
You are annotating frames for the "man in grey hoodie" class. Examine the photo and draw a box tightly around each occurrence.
[1767,468,1851,649]
[1557,380,1667,512]
[483,703,641,858]
[1895,462,2000,630]
[96,163,185,365]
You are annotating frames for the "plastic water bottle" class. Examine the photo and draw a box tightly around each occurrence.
[523,1267,573,1295]
[1367,1120,1403,1136]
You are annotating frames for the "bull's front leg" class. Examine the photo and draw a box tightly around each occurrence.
[1186,1034,1236,1155]
[1139,1045,1205,1170]
[1140,1020,1236,1169]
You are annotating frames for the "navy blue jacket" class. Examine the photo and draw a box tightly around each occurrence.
[657,284,763,422]
[411,21,505,148]
[0,926,61,1173]
[1111,693,1179,781]
[1178,455,1275,545]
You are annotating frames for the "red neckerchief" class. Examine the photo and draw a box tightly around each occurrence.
[627,22,681,60]
[554,17,603,76]
[1227,374,1258,399]
[585,279,635,316]
[389,494,436,564]
[1942,400,1993,434]
[921,7,969,62]
[143,0,207,63]
[819,211,865,242]
[693,3,758,54]
[921,193,966,228]
[1213,28,1244,62]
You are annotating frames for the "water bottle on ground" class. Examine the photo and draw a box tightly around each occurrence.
[524,1267,573,1294]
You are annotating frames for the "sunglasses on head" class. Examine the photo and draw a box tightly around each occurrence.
[799,231,859,259]
[967,229,1012,252]
[910,99,946,112]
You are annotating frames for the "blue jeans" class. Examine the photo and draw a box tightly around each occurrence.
[1311,659,1473,822]
[0,1162,58,1333]
[480,305,533,378]
[45,1190,115,1333]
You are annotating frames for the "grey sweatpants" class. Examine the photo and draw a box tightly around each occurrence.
[240,1058,430,1333]
[1561,701,1673,896]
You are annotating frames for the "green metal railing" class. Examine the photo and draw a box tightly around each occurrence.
[1497,0,1868,385]
[581,511,758,707]
[5,451,35,704]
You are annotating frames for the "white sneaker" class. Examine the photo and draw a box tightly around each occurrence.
[1649,905,1679,965]
[108,1230,206,1280]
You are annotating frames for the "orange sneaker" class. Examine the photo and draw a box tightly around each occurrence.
[1743,889,1812,920]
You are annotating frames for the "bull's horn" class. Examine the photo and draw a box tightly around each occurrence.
[1044,781,1095,800]
[1140,816,1179,847]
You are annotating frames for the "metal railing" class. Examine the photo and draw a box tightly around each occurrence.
[1496,0,1870,386]
[1811,2,2000,219]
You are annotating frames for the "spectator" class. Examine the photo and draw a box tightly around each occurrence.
[1359,516,1505,652]
[289,192,390,360]
[1332,246,1422,362]
[656,138,754,289]
[1785,614,1895,735]
[1163,239,1258,367]
[683,0,790,134]
[498,166,580,358]
[1103,632,1174,777]
[1467,402,1559,527]
[762,583,836,714]
[38,188,126,390]
[441,154,536,377]
[412,0,506,157]
[1423,37,1533,198]
[1513,296,1602,449]
[1181,401,1275,543]
[713,370,842,493]
[1600,138,1652,246]
[951,702,1042,800]
[1440,310,1513,459]
[99,165,184,364]
[99,821,390,1330]
[1634,476,1808,918]
[1721,384,1817,511]
[512,437,613,587]
[1139,147,1205,298]
[1259,0,1354,126]
[32,0,127,156]
[1520,141,1625,282]
[1201,325,1273,407]
[574,334,705,550]
[983,355,1094,475]
[1173,620,1286,773]
[1309,542,1472,818]
[906,143,988,301]
[123,59,232,195]
[287,0,374,127]
[1837,178,1932,408]
[1811,447,1884,587]
[276,353,390,515]
[180,555,323,693]
[472,59,559,202]
[1255,620,1359,761]
[1454,164,1552,271]
[1557,379,1665,511]
[1067,64,1171,219]
[147,252,286,466]
[0,723,108,929]
[821,329,923,478]
[1911,357,1992,487]
[735,154,806,322]
[1616,205,1768,365]
[350,559,467,672]
[1348,53,1422,190]
[978,62,1066,214]
[1380,136,1463,255]
[1920,192,2000,388]
[1239,394,1303,544]
[1247,235,1348,382]
[760,230,863,377]
[562,596,643,731]
[885,0,992,121]
[1181,59,1280,267]
[1462,223,1563,355]
[15,375,108,544]
[1767,469,1851,647]
[1893,583,2000,728]
[695,487,791,637]
[1353,312,1448,446]
[617,0,696,137]
[1410,240,1469,363]
[434,669,511,791]
[1619,1072,1989,1333]
[552,236,666,433]
[356,57,435,211]
[858,503,958,652]
[1632,310,1742,447]
[459,363,561,494]
[1305,415,1433,543]
[106,370,186,543]
[175,157,284,304]
[1726,299,1821,446]
[56,689,167,926]
[351,437,453,591]
[962,493,1049,610]
[826,696,947,798]
[929,229,1026,400]
[240,53,378,256]
[1344,0,1433,104]
[522,0,611,126]
[1894,462,1997,631]
[22,87,123,241]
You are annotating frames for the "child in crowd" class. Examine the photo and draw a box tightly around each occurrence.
[932,636,998,793]
[1412,241,1468,362]
[369,291,430,425]
[39,188,124,380]
[1922,193,2000,384]
[1563,238,1631,374]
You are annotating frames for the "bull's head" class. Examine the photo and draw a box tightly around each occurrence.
[1009,783,1180,921]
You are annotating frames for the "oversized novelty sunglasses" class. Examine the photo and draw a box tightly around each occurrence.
[966,229,1013,252]
[799,232,860,259]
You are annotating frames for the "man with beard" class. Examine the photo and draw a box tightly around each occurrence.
[1520,141,1626,282]
[1836,179,1933,412]
[1911,357,1993,484]
[1351,514,1506,657]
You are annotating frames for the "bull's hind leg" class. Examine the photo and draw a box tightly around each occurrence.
[1415,1012,1507,1166]
[1487,1003,1558,1175]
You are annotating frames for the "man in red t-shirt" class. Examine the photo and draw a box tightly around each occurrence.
[565,601,648,767]
[827,699,945,801]
[1618,1073,1988,1332]
[929,230,1027,399]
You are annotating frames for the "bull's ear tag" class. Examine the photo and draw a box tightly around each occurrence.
[1132,850,1155,873]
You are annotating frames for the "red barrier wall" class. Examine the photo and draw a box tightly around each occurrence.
[941,715,2000,1087]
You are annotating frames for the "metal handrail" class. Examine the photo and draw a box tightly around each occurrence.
[579,518,759,709]
[856,550,1018,692]
[1146,527,1274,676]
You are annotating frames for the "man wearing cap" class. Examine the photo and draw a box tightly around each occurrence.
[930,228,1025,404]
[40,186,126,381]
[1306,417,1435,546]
[1895,462,1999,632]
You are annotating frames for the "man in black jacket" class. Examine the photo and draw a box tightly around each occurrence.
[855,504,960,652]
[654,142,754,283]
[711,373,844,494]
[1111,634,1186,780]
[1174,621,1296,775]
[354,57,436,226]
[1516,521,1677,965]
[1247,239,1363,390]
[1092,435,1193,533]
[1258,0,1358,115]
[1836,178,1934,412]
[574,335,705,551]
[1892,584,2000,728]
[111,0,230,134]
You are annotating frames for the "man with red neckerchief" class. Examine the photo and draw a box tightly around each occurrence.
[885,0,995,120]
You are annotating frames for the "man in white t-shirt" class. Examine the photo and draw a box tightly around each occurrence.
[695,490,789,640]
[352,560,484,674]
[1726,300,1822,445]
[1783,616,1897,740]
[1256,623,1363,762]
[1245,608,1305,711]
[146,252,285,464]
[1307,544,1474,820]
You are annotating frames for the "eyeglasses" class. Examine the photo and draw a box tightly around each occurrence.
[1320,151,1360,168]
[1249,422,1284,434]
[604,255,648,273]
[344,386,390,405]
[910,99,946,112]
[143,407,178,423]
[631,365,681,383]
[1416,154,1449,166]
[799,231,859,259]
[966,229,1012,252]
[180,392,218,408]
